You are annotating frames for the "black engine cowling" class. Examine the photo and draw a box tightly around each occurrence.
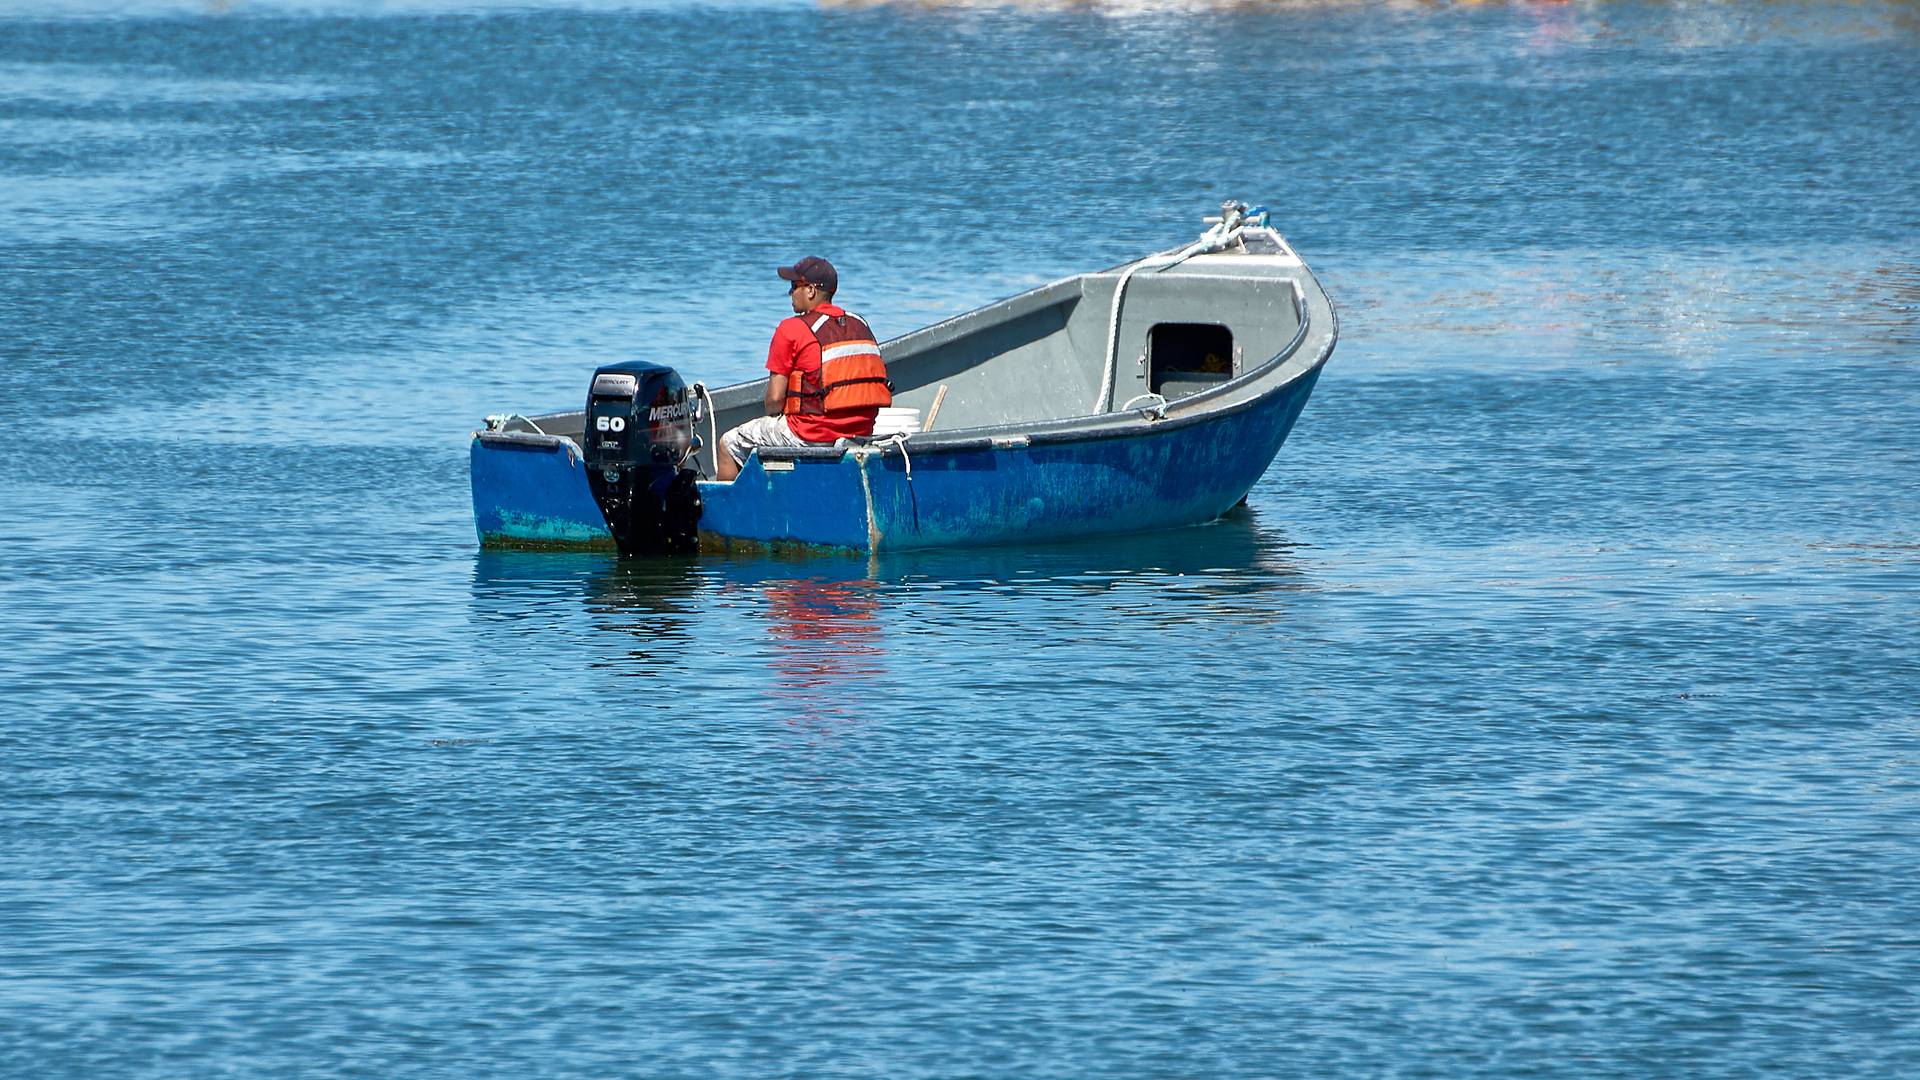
[583,360,702,556]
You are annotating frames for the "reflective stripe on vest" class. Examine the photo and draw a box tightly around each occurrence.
[785,310,892,417]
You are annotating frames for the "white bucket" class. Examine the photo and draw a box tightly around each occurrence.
[872,407,921,436]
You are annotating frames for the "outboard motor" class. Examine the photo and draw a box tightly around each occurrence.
[583,361,703,556]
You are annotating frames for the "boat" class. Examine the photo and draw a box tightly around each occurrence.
[469,202,1337,554]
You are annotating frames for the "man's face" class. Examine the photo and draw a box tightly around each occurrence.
[789,279,816,313]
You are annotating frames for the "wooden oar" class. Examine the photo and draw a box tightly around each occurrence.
[922,384,950,432]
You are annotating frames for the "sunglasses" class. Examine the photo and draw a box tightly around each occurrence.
[788,279,814,293]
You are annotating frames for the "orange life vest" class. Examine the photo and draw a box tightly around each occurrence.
[785,310,891,417]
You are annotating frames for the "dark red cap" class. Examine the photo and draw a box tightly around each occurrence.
[776,256,837,293]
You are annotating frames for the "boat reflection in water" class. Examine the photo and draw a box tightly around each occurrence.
[757,571,886,731]
[468,505,1313,724]
[469,550,707,681]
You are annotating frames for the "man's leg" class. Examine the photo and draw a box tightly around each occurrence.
[715,415,798,482]
[716,423,749,481]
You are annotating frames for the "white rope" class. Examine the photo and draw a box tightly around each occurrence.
[868,431,922,534]
[1120,392,1169,420]
[871,431,912,484]
[1094,249,1187,414]
[690,382,718,474]
[1092,222,1248,414]
[485,413,547,435]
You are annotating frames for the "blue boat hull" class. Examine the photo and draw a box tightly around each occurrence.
[472,365,1322,553]
[470,435,615,549]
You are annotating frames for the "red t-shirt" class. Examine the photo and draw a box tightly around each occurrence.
[767,303,880,443]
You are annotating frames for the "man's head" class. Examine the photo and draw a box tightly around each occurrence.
[778,256,837,313]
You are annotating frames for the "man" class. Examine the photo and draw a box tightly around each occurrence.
[715,256,889,482]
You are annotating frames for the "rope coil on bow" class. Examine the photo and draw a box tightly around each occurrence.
[1093,201,1271,414]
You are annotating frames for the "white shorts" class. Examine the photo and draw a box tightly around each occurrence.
[719,414,815,466]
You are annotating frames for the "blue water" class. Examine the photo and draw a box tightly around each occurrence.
[4,1,1919,1075]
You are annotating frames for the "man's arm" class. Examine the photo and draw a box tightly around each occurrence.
[764,326,822,417]
[764,317,801,417]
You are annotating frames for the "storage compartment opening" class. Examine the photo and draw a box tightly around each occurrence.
[1149,323,1234,395]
